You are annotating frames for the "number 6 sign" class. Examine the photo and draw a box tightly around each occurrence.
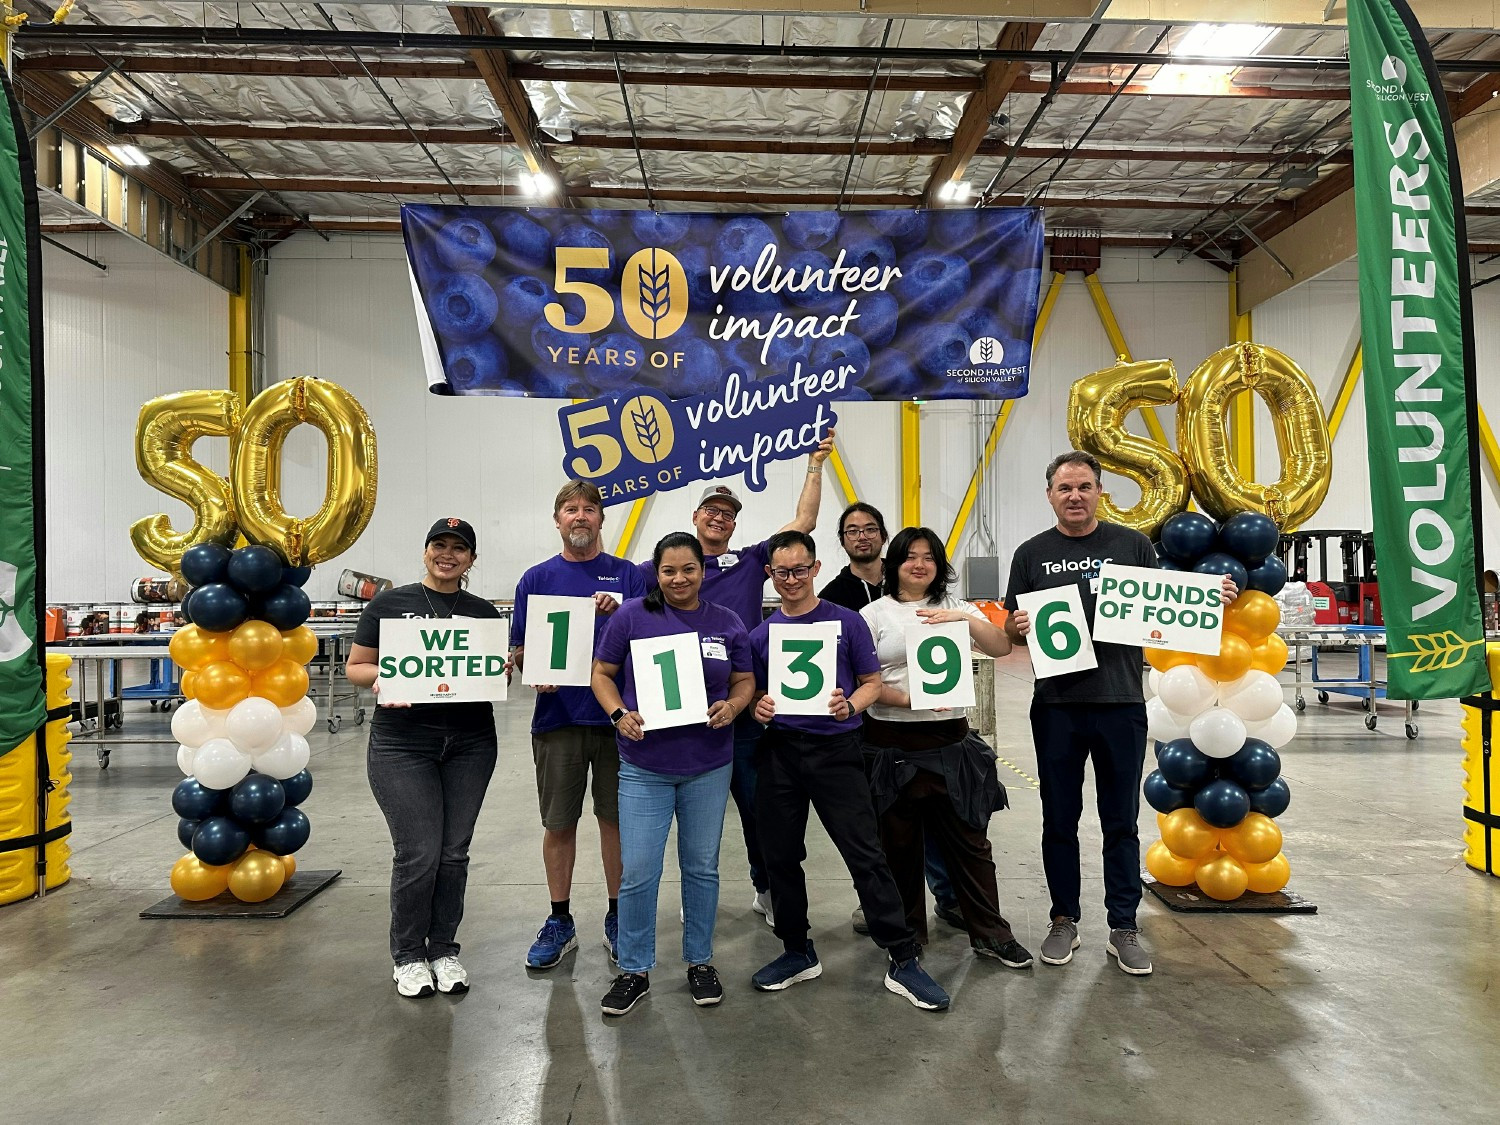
[904,621,976,710]
[1015,586,1098,679]
[767,622,840,716]
[629,632,709,730]
[520,595,596,687]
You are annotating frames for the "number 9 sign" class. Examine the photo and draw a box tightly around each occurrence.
[904,621,976,710]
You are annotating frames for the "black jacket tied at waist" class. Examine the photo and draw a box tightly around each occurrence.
[865,731,1009,831]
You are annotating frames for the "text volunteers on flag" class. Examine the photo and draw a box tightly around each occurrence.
[1347,0,1491,699]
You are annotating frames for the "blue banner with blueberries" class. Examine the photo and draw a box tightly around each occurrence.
[401,206,1044,403]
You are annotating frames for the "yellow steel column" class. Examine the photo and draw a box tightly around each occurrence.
[1325,344,1364,443]
[613,498,651,560]
[900,402,921,528]
[228,247,253,405]
[826,443,857,507]
[1477,404,1500,486]
[1083,271,1170,448]
[1229,269,1255,480]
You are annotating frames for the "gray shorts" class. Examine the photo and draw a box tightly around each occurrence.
[533,725,620,829]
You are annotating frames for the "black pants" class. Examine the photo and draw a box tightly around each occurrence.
[879,768,1015,946]
[1030,699,1148,931]
[756,727,918,962]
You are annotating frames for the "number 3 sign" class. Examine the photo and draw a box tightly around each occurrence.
[904,622,976,710]
[1015,586,1098,679]
[767,623,840,716]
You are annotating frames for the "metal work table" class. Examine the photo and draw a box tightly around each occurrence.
[1276,625,1419,739]
[53,643,180,768]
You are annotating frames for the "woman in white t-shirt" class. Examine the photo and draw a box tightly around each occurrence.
[859,527,1033,969]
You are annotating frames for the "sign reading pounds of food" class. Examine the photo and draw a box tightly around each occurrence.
[520,594,597,687]
[903,621,976,710]
[378,618,510,704]
[629,632,710,730]
[1015,585,1098,679]
[1091,564,1226,655]
[766,622,841,716]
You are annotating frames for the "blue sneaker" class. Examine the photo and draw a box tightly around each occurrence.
[525,914,577,970]
[752,943,822,991]
[603,911,619,963]
[885,955,950,1011]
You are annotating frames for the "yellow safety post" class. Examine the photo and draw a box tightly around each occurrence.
[900,402,921,528]
[1083,272,1171,448]
[228,247,253,406]
[1228,269,1255,480]
[1478,404,1500,486]
[613,497,651,560]
[1460,643,1500,877]
[945,271,1065,555]
[1325,344,1364,443]
[0,654,74,904]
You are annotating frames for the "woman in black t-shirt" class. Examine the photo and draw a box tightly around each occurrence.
[346,517,501,1000]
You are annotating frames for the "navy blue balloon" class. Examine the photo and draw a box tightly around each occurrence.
[1219,512,1281,565]
[1158,738,1215,789]
[1193,552,1250,593]
[1156,556,1183,572]
[180,542,232,588]
[1159,512,1219,564]
[1249,777,1292,818]
[259,584,312,630]
[1246,554,1289,597]
[280,769,313,808]
[227,545,286,595]
[1152,740,1167,761]
[188,583,249,632]
[172,777,225,820]
[230,773,287,826]
[1225,739,1282,790]
[192,816,251,866]
[282,565,312,588]
[1194,779,1252,829]
[1143,770,1192,814]
[177,817,201,850]
[179,588,196,624]
[253,807,311,855]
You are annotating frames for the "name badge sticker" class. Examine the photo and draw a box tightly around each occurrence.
[701,640,729,661]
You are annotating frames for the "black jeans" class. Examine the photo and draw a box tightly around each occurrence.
[367,721,498,964]
[729,720,767,893]
[757,727,918,962]
[1030,699,1149,931]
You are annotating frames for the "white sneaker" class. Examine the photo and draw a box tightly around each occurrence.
[393,960,435,998]
[430,955,469,994]
[752,890,775,927]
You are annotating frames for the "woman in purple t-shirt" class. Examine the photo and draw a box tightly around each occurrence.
[591,532,754,1016]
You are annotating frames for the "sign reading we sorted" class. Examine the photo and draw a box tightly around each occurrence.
[378,618,510,704]
[1092,564,1226,656]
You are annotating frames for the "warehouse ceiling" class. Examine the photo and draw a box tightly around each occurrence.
[11,1,1500,271]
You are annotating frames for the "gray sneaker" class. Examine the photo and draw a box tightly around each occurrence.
[1039,919,1081,965]
[851,906,870,936]
[1107,928,1153,976]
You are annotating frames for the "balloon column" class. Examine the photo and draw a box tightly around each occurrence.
[166,542,319,903]
[1142,511,1297,901]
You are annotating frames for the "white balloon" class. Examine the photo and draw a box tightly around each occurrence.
[226,696,286,753]
[1158,665,1218,717]
[1220,671,1284,723]
[176,745,195,776]
[1214,672,1252,702]
[1146,669,1163,698]
[1245,704,1297,749]
[191,737,253,789]
[1189,706,1248,759]
[170,701,225,749]
[254,732,311,780]
[280,696,318,738]
[1146,696,1193,743]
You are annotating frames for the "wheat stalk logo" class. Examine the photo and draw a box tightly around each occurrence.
[1387,630,1487,673]
[630,399,667,463]
[637,249,672,340]
[977,338,995,362]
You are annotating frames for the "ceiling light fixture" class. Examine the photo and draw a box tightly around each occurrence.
[939,180,973,203]
[519,170,554,197]
[106,143,151,167]
[1148,23,1276,96]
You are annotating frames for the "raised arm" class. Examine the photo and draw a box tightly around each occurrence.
[779,427,836,533]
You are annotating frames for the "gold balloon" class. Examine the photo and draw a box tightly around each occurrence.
[1067,358,1190,541]
[1145,840,1199,886]
[1194,852,1250,901]
[1225,590,1281,644]
[194,660,252,710]
[169,625,232,672]
[253,658,311,708]
[1220,812,1283,865]
[1177,343,1331,531]
[1146,646,1198,674]
[130,390,242,575]
[1197,631,1253,682]
[180,670,199,700]
[1243,852,1291,894]
[170,853,231,901]
[227,620,285,672]
[281,625,319,667]
[227,851,287,903]
[280,853,297,879]
[1156,811,1170,833]
[232,377,378,566]
[1250,632,1290,675]
[1160,808,1219,860]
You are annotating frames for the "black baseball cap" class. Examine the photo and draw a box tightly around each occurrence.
[426,517,477,552]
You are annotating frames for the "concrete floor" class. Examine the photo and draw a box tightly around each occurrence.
[3,651,1497,1125]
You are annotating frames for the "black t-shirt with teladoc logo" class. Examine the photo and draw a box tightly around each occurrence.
[1004,521,1156,705]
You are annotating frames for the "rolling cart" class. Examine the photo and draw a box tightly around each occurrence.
[1277,624,1418,739]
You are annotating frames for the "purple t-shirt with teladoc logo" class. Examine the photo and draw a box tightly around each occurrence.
[595,597,752,775]
[750,599,880,737]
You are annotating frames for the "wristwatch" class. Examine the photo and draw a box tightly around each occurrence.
[610,707,628,726]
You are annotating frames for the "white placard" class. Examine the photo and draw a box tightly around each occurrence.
[1016,586,1099,679]
[520,595,597,687]
[767,622,841,716]
[1092,563,1226,656]
[378,618,509,704]
[904,620,976,710]
[629,632,710,731]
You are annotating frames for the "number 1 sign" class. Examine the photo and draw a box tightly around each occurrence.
[904,621,976,710]
[1014,586,1098,679]
[521,595,596,687]
[629,632,710,730]
[767,622,840,716]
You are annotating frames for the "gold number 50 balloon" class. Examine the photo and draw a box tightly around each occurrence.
[130,390,242,575]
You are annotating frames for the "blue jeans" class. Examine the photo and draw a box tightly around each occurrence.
[729,722,767,892]
[616,760,732,974]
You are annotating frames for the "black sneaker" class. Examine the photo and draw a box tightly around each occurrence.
[687,964,724,1007]
[973,937,1034,969]
[601,972,650,1016]
[934,901,967,932]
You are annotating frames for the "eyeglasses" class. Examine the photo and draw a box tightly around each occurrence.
[841,525,881,540]
[699,506,737,522]
[769,565,814,581]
